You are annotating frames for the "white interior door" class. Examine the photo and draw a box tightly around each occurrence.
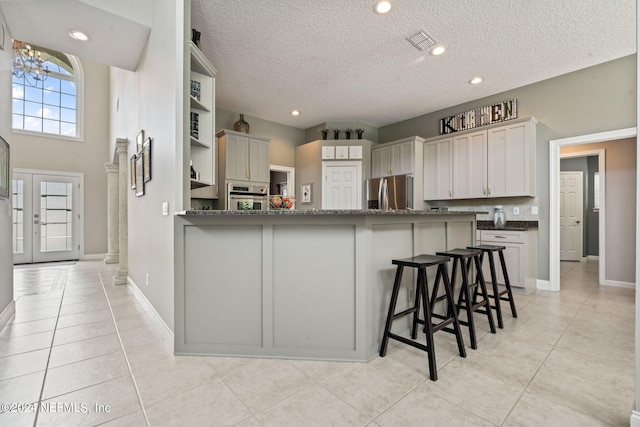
[12,172,80,264]
[322,162,362,209]
[560,171,584,261]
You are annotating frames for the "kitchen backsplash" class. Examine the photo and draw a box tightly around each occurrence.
[425,196,539,222]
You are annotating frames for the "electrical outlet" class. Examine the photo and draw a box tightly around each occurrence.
[162,202,169,216]
[145,273,149,286]
[513,207,520,215]
[531,206,538,215]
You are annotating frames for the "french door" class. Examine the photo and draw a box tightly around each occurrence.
[12,171,80,264]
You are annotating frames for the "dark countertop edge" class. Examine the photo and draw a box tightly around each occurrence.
[476,220,539,231]
[177,209,489,216]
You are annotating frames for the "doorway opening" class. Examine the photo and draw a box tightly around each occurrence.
[269,165,295,206]
[12,169,84,265]
[549,127,635,291]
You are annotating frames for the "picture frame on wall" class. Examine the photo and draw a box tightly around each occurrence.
[130,154,137,190]
[0,136,9,199]
[136,129,145,152]
[143,137,152,182]
[135,154,145,197]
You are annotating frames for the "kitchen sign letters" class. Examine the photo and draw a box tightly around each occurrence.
[439,99,517,135]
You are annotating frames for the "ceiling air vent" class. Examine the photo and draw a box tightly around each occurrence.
[406,30,436,51]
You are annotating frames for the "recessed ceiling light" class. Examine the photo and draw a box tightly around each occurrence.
[429,45,446,56]
[374,1,392,14]
[469,77,483,85]
[68,30,89,41]
[291,110,300,116]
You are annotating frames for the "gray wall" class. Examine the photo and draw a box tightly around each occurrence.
[12,58,110,256]
[560,156,599,257]
[379,55,636,281]
[562,139,636,284]
[0,7,13,324]
[587,156,600,256]
[109,0,182,330]
[216,109,306,167]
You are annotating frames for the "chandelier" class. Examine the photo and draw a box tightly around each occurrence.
[12,39,50,86]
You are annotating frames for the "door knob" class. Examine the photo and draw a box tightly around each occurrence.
[576,220,581,224]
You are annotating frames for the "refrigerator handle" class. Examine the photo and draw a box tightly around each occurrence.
[378,178,384,209]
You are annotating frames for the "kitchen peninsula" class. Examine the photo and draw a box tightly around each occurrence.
[174,209,483,361]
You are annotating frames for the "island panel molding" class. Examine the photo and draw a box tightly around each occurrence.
[174,210,479,361]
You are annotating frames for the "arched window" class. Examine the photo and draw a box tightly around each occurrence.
[11,40,83,139]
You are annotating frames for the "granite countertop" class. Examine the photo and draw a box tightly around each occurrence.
[178,209,488,216]
[476,220,539,231]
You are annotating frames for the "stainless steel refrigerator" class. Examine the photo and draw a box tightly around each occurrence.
[367,174,413,210]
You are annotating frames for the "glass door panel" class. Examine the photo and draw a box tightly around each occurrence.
[12,172,79,264]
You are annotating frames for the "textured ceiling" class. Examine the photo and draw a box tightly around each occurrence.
[0,1,634,129]
[192,0,636,129]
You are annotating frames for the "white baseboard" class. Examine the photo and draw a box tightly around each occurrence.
[126,277,174,344]
[81,253,107,261]
[0,300,16,331]
[630,410,640,427]
[604,280,636,289]
[587,255,599,261]
[536,279,551,291]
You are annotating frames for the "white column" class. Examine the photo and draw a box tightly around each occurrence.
[114,139,129,285]
[104,162,120,264]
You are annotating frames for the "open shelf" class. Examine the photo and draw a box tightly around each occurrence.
[190,95,210,112]
[190,136,210,148]
[190,178,211,189]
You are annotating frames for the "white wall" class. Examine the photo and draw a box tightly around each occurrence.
[0,7,14,325]
[109,0,185,331]
[11,59,110,256]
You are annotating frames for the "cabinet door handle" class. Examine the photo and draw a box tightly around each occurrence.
[449,188,452,198]
[483,186,486,195]
[488,185,491,195]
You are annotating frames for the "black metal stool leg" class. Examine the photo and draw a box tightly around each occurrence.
[418,267,438,381]
[498,250,518,318]
[459,257,477,349]
[473,255,496,334]
[487,252,504,329]
[380,265,404,357]
[410,270,422,340]
[441,265,466,358]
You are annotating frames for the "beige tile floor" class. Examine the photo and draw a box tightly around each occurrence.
[0,259,634,426]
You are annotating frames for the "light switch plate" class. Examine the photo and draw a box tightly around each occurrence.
[531,206,538,215]
[162,202,169,216]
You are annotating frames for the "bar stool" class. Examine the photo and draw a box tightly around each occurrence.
[433,249,496,349]
[467,244,518,329]
[379,254,466,381]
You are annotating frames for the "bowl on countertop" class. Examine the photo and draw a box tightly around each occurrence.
[269,195,295,210]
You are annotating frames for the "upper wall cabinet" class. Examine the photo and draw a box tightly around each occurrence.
[372,137,425,178]
[189,42,217,191]
[217,129,271,184]
[424,117,537,201]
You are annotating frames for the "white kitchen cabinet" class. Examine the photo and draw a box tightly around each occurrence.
[478,229,537,293]
[487,120,535,197]
[423,116,537,201]
[217,129,271,184]
[423,138,453,200]
[188,42,216,193]
[452,130,487,199]
[372,139,416,178]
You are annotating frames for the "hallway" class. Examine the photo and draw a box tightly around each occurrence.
[0,260,634,426]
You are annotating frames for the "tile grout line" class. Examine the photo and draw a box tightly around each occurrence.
[498,274,600,426]
[32,266,69,427]
[97,267,151,427]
